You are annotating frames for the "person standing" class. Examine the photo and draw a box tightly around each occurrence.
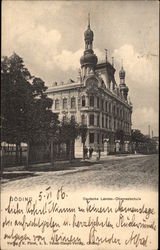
[89,146,93,159]
[98,146,101,160]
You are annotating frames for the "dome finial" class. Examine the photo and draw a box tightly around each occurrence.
[121,58,123,69]
[88,13,90,28]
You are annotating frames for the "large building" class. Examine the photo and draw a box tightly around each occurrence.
[46,16,133,157]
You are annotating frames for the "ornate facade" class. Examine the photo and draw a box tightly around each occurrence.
[46,16,132,157]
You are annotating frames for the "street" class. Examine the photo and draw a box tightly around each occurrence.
[1,154,158,192]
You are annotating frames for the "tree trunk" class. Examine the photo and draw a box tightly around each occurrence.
[69,141,72,162]
[51,138,54,167]
[83,143,85,160]
[15,143,19,164]
[19,143,22,164]
[26,141,30,169]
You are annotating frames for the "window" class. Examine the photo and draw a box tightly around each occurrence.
[97,114,100,127]
[89,133,94,143]
[63,98,67,109]
[82,96,85,107]
[90,96,94,107]
[102,115,104,128]
[114,119,116,130]
[55,99,60,110]
[106,117,108,128]
[113,106,115,115]
[97,97,100,108]
[105,101,108,112]
[109,117,111,129]
[81,115,86,125]
[109,103,111,113]
[89,114,94,126]
[71,97,76,109]
[101,100,104,110]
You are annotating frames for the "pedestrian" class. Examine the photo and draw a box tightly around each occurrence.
[89,146,93,159]
[98,146,101,160]
[85,147,88,159]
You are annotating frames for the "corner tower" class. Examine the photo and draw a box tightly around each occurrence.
[119,64,129,101]
[80,14,98,78]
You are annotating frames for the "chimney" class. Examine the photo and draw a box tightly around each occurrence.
[148,125,150,138]
[152,130,154,138]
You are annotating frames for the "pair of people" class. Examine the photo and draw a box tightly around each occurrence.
[83,146,94,159]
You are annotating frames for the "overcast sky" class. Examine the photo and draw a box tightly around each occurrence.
[2,1,159,136]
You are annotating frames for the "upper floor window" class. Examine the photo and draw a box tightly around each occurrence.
[97,97,100,108]
[101,100,104,110]
[102,115,104,128]
[90,96,94,107]
[63,98,67,109]
[81,115,86,125]
[106,117,108,128]
[105,101,108,112]
[55,99,60,110]
[97,114,100,127]
[109,103,111,113]
[113,105,115,115]
[89,114,94,126]
[82,96,86,107]
[71,97,76,109]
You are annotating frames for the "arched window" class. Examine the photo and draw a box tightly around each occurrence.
[89,96,94,107]
[82,96,86,107]
[71,97,76,109]
[63,98,67,109]
[55,99,60,110]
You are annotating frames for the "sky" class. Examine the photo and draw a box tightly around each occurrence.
[2,1,159,136]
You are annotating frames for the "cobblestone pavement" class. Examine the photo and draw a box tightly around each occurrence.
[1,154,158,192]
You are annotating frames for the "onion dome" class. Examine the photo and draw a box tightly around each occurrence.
[80,50,98,66]
[119,66,125,79]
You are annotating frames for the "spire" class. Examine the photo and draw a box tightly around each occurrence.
[88,13,90,29]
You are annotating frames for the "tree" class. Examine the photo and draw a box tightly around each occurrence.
[1,53,59,168]
[115,129,125,143]
[59,116,80,161]
[79,125,88,159]
[1,53,33,163]
[131,129,145,152]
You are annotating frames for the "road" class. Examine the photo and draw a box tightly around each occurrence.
[1,154,158,192]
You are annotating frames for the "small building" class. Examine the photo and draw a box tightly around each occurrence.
[46,16,132,157]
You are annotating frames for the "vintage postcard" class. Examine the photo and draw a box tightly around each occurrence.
[1,1,159,250]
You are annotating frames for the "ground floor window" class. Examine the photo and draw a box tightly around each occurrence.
[89,133,94,143]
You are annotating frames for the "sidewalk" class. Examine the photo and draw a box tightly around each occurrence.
[2,153,147,174]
